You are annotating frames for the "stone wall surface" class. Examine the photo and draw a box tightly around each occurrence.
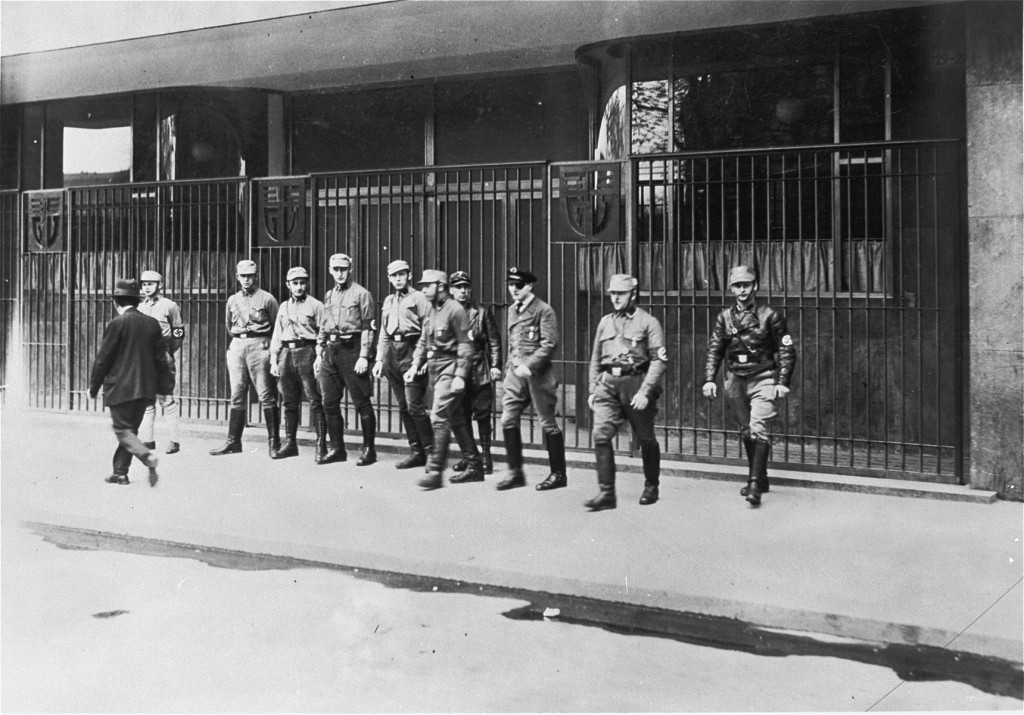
[966,3,1023,500]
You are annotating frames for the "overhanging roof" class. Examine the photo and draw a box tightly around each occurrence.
[2,0,937,105]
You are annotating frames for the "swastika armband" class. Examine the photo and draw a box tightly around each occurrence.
[172,327,185,339]
[656,347,668,362]
[781,334,793,347]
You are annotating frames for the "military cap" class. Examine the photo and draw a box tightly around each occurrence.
[506,267,538,284]
[286,266,309,281]
[329,253,352,268]
[387,259,411,275]
[140,270,162,283]
[607,274,638,292]
[417,269,448,285]
[236,259,258,275]
[728,265,757,286]
[113,278,140,297]
[449,270,471,286]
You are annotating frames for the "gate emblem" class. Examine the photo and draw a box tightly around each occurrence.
[257,179,305,246]
[556,163,620,242]
[26,192,65,252]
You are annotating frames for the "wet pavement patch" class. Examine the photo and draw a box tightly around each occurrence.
[29,521,1024,700]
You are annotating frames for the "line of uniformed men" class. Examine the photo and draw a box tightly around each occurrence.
[147,256,794,511]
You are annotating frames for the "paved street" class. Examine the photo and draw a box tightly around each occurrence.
[1,408,1021,710]
[3,519,1019,712]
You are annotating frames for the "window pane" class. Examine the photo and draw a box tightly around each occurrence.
[63,126,132,186]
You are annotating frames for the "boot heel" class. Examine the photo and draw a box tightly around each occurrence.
[745,481,761,507]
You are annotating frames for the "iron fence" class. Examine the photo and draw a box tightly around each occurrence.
[628,140,964,479]
[0,190,18,402]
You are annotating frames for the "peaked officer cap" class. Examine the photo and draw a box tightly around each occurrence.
[329,253,352,268]
[286,266,309,281]
[728,265,757,286]
[417,269,448,285]
[140,270,162,283]
[387,259,411,275]
[607,274,638,292]
[506,267,538,284]
[236,259,258,275]
[449,270,471,286]
[113,278,140,297]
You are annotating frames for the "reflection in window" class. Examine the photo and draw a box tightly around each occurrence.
[595,85,627,160]
[631,80,669,154]
[63,125,132,187]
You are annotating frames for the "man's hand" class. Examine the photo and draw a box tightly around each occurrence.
[489,367,503,382]
[371,361,384,379]
[417,363,429,376]
[314,355,323,375]
[159,394,174,407]
[773,384,790,400]
[355,357,369,374]
[403,366,418,383]
[513,364,531,378]
[587,393,596,410]
[270,361,280,378]
[452,376,466,394]
[702,381,717,399]
[630,392,650,411]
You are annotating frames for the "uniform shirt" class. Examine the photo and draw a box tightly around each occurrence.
[588,307,668,398]
[375,288,431,364]
[271,294,326,361]
[226,287,278,336]
[506,293,558,374]
[319,280,377,359]
[412,296,472,380]
[138,293,184,355]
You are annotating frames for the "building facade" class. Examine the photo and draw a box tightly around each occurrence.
[1,0,1020,498]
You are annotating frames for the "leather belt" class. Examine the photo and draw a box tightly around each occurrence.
[235,331,270,339]
[390,333,421,342]
[601,364,648,377]
[282,339,316,349]
[327,333,358,343]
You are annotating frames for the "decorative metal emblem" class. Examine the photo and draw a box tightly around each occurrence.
[554,163,620,242]
[26,191,65,252]
[257,179,305,246]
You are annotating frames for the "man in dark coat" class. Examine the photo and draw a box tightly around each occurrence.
[89,278,175,486]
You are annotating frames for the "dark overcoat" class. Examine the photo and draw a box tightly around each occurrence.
[89,307,175,406]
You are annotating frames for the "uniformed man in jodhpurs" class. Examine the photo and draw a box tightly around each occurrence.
[496,267,567,492]
[703,265,796,507]
[210,259,280,457]
[137,269,185,454]
[372,260,433,469]
[269,266,325,461]
[448,270,502,475]
[404,269,482,490]
[316,252,378,466]
[585,274,668,511]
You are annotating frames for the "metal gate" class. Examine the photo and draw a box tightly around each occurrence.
[20,179,248,419]
[625,139,964,481]
[0,190,19,403]
[253,164,548,437]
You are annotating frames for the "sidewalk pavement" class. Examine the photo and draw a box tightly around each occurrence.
[3,409,1022,670]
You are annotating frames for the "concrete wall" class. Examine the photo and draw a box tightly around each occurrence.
[966,2,1023,500]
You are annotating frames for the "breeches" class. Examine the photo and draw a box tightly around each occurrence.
[590,373,659,445]
[227,336,277,409]
[278,346,322,416]
[724,370,777,443]
[500,365,559,433]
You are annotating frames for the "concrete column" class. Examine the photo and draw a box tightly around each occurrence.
[966,3,1023,500]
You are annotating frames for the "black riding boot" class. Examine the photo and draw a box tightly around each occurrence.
[396,413,428,469]
[747,440,770,507]
[210,410,245,455]
[356,412,377,466]
[639,440,660,505]
[313,411,327,462]
[319,412,347,464]
[418,422,449,490]
[584,442,617,511]
[264,407,281,458]
[477,419,494,474]
[496,427,526,490]
[449,422,484,483]
[536,431,567,491]
[272,410,299,459]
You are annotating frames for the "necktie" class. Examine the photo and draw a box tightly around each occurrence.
[389,293,402,335]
